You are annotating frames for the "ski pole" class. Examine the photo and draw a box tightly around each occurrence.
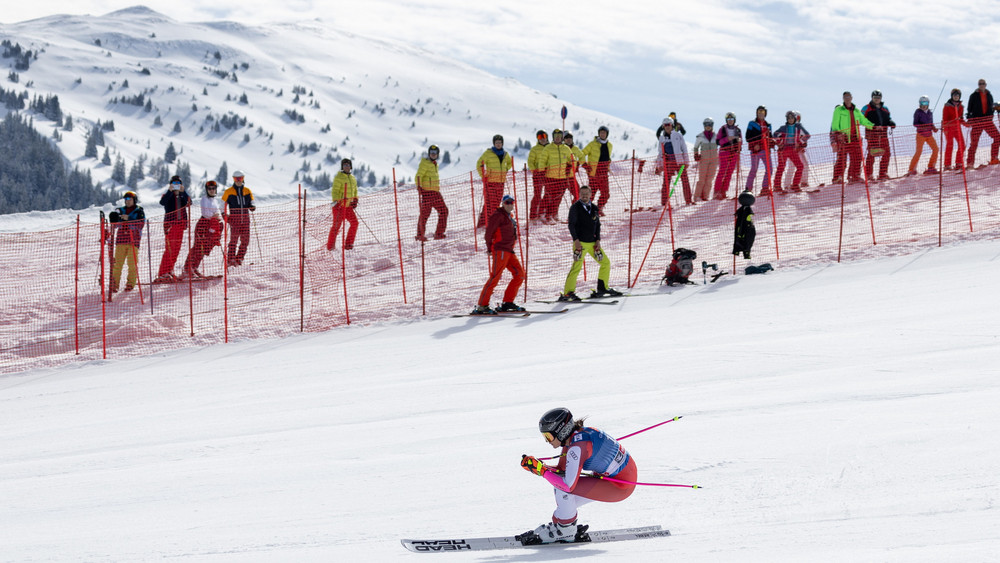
[667,165,685,198]
[355,209,382,244]
[596,474,701,489]
[539,416,683,460]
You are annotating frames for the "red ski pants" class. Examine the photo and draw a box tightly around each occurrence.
[477,250,524,307]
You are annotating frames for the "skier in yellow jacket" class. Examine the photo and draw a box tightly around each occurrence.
[415,145,448,241]
[582,126,613,214]
[476,134,513,227]
[327,158,359,251]
[540,129,575,222]
[528,130,549,219]
[563,132,585,201]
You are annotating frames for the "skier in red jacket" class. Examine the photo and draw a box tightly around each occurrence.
[471,195,525,315]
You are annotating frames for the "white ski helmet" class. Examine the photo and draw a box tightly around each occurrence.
[919,95,930,106]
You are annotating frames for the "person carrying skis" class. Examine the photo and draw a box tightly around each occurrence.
[942,88,969,170]
[221,170,255,266]
[744,105,774,196]
[327,159,359,251]
[907,95,939,175]
[472,194,525,315]
[108,191,146,293]
[713,112,742,200]
[830,91,875,184]
[559,185,622,301]
[415,144,448,241]
[773,110,811,190]
[518,407,637,544]
[154,175,191,283]
[658,118,692,205]
[476,134,513,228]
[181,180,224,278]
[862,90,896,181]
[693,117,719,202]
[581,126,613,214]
[528,130,549,220]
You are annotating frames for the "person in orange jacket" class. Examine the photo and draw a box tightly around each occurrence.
[941,88,969,170]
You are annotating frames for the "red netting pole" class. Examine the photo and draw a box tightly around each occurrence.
[420,240,426,316]
[628,152,636,287]
[187,203,194,337]
[469,172,478,253]
[299,186,306,332]
[959,126,973,232]
[133,230,145,305]
[223,204,230,343]
[522,164,531,296]
[341,225,350,325]
[391,169,408,303]
[74,215,80,355]
[100,212,108,358]
[511,166,527,302]
[837,178,846,262]
[763,145,780,260]
[938,126,944,246]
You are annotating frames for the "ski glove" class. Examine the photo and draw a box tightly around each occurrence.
[521,455,547,476]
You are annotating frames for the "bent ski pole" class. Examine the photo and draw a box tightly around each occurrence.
[616,415,682,441]
[597,474,701,489]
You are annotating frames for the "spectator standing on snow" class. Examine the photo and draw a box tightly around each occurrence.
[476,134,513,228]
[692,118,719,202]
[221,170,255,266]
[942,88,968,170]
[154,175,191,283]
[563,132,585,200]
[517,407,637,545]
[472,194,525,315]
[862,90,896,181]
[745,106,774,196]
[908,95,940,175]
[966,79,1000,168]
[713,112,743,200]
[773,111,811,191]
[559,185,622,302]
[108,191,146,293]
[582,126,613,215]
[830,91,874,184]
[181,180,224,278]
[415,144,448,241]
[540,129,575,222]
[327,158,359,251]
[528,130,549,220]
[658,118,693,205]
[656,112,687,138]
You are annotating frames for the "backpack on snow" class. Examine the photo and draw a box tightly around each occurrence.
[662,248,697,285]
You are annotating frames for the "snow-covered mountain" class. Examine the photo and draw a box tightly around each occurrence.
[0,6,655,207]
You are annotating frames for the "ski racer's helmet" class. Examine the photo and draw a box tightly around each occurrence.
[703,117,714,127]
[919,95,930,106]
[123,190,138,203]
[738,190,756,207]
[493,134,504,144]
[539,407,575,445]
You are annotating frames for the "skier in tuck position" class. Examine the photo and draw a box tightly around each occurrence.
[517,408,637,544]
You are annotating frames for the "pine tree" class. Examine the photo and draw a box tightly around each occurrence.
[126,161,141,189]
[173,120,182,133]
[112,156,127,184]
[84,130,98,158]
[215,161,228,183]
[165,142,177,163]
[102,147,112,166]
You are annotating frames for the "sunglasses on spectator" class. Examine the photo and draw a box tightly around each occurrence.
[170,181,182,185]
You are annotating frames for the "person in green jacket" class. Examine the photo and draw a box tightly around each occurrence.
[528,130,549,219]
[582,126,613,214]
[830,91,875,183]
[415,145,448,241]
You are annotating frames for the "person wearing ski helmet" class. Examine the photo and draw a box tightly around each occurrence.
[744,105,774,196]
[154,175,191,283]
[472,194,525,315]
[476,134,513,228]
[518,408,637,544]
[181,180,225,278]
[328,158,359,251]
[581,126,613,214]
[773,110,811,191]
[658,117,693,204]
[862,90,896,181]
[528,130,549,219]
[415,145,448,241]
[540,129,574,221]
[908,95,939,176]
[562,132,585,200]
[713,112,743,200]
[221,170,256,266]
[965,79,999,168]
[693,117,719,201]
[830,91,875,184]
[941,88,968,170]
[107,191,146,293]
[655,112,687,139]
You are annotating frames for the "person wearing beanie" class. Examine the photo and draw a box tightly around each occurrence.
[154,175,191,283]
[713,112,743,200]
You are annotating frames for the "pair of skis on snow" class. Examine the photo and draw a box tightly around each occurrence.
[401,524,670,553]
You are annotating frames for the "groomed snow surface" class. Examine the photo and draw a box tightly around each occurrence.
[1,240,998,562]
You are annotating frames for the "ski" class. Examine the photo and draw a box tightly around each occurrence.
[535,299,619,305]
[451,312,530,318]
[152,275,222,284]
[523,308,569,314]
[401,525,669,553]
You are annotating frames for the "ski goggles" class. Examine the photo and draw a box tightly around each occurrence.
[170,181,183,185]
[542,431,556,442]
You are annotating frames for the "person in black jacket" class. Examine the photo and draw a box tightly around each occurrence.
[966,79,1000,167]
[154,175,191,282]
[559,185,622,301]
[108,191,146,293]
[862,90,896,181]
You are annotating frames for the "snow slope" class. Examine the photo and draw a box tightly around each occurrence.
[1,239,998,561]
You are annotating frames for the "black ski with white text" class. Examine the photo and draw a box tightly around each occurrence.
[401,524,670,552]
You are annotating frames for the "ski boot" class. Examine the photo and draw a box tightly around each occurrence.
[470,305,496,315]
[558,292,582,302]
[498,302,526,312]
[515,522,588,545]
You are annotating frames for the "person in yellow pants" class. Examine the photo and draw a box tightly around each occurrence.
[108,191,146,293]
[560,185,622,301]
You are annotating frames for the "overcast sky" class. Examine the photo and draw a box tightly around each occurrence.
[4,1,1000,137]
